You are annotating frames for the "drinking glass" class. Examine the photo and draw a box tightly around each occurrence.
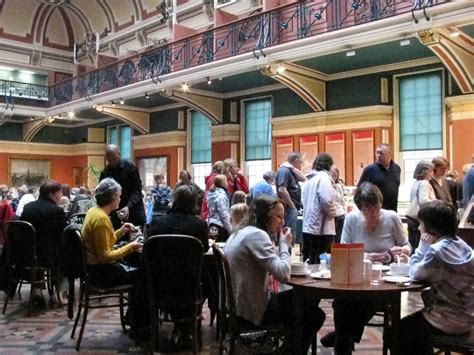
[370,262,383,285]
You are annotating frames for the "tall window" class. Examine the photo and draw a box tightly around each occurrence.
[245,98,272,187]
[399,72,442,151]
[398,72,443,202]
[107,125,131,159]
[191,111,212,189]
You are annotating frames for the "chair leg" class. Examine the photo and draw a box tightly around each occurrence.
[193,319,199,355]
[150,306,158,354]
[2,280,14,314]
[76,292,89,351]
[27,283,35,317]
[17,281,23,300]
[119,294,127,332]
[71,286,84,339]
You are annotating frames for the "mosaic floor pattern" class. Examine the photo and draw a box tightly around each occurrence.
[0,284,425,354]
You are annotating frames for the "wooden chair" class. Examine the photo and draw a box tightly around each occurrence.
[2,220,49,316]
[212,244,289,354]
[143,234,204,354]
[69,229,133,350]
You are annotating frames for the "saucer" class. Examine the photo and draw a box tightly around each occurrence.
[382,275,411,283]
[291,270,311,276]
[310,271,331,280]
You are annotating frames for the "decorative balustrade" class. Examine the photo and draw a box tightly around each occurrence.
[1,0,447,108]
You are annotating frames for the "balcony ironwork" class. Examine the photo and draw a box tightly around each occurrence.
[2,0,448,108]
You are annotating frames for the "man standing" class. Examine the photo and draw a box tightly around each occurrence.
[358,143,401,212]
[276,152,306,239]
[100,144,146,229]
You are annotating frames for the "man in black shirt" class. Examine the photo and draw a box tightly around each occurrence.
[358,143,401,212]
[100,144,146,229]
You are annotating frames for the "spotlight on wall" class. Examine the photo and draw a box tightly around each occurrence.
[68,111,75,118]
[400,39,411,46]
[182,83,189,91]
[119,98,124,105]
[346,51,356,57]
[145,93,150,99]
[207,77,212,85]
[111,101,116,107]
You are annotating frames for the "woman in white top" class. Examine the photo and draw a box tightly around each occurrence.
[406,161,436,251]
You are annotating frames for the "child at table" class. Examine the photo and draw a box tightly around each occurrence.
[395,200,474,354]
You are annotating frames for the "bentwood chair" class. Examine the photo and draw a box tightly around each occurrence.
[69,229,133,351]
[143,235,204,354]
[212,244,289,354]
[2,220,48,316]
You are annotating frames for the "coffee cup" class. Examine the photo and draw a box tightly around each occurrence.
[291,262,308,274]
[390,263,410,276]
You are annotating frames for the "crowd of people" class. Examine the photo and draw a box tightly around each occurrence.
[0,142,473,354]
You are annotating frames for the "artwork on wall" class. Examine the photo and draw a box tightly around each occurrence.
[299,135,319,174]
[325,133,345,182]
[275,137,294,168]
[9,159,50,187]
[137,156,168,188]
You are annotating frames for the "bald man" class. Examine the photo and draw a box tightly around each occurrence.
[99,144,146,229]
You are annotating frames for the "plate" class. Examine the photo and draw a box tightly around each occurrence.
[291,270,311,276]
[310,272,331,280]
[382,276,411,283]
[386,271,409,277]
[372,264,390,271]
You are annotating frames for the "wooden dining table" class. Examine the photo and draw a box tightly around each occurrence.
[285,273,425,355]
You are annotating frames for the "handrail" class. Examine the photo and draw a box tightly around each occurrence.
[1,0,449,108]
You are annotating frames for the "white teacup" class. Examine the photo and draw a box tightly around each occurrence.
[390,263,410,276]
[291,262,308,274]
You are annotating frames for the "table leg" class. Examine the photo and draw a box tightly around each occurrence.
[388,294,401,355]
[293,288,305,355]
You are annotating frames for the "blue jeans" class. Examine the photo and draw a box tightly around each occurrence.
[284,207,298,245]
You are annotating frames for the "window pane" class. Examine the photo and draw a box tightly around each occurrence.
[120,126,131,159]
[399,73,442,151]
[191,112,211,164]
[245,99,272,160]
[108,127,117,145]
[192,163,212,190]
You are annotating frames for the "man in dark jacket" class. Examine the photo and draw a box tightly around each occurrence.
[22,179,67,268]
[100,144,146,229]
[358,143,401,212]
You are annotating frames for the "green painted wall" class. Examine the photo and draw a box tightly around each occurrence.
[150,109,181,133]
[33,126,88,144]
[0,123,22,141]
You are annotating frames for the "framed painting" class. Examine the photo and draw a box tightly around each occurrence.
[137,156,168,188]
[9,159,50,188]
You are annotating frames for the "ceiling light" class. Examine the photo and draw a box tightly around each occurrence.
[111,101,116,107]
[449,30,460,37]
[68,111,75,118]
[207,77,212,85]
[346,51,356,57]
[182,83,189,91]
[119,98,124,105]
[145,93,150,99]
[276,64,286,74]
[95,105,103,112]
[400,39,411,46]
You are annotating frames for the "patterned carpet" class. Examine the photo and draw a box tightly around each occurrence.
[0,284,425,354]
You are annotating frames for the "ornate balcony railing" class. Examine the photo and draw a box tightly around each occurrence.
[3,0,448,108]
[0,80,49,107]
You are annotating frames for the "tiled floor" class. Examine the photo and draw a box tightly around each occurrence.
[0,283,426,354]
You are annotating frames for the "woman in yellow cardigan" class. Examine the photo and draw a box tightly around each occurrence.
[82,178,143,287]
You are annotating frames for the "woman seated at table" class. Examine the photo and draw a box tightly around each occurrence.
[224,195,325,353]
[321,182,411,354]
[395,200,473,354]
[82,178,143,287]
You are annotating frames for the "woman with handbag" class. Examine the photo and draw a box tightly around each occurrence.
[406,161,437,252]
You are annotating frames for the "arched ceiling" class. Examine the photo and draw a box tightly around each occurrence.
[0,0,159,51]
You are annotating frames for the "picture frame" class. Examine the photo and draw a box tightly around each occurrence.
[9,158,50,188]
[137,156,169,188]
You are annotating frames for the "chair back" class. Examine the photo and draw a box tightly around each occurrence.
[68,213,87,226]
[3,220,38,272]
[212,244,237,328]
[143,234,204,313]
[60,224,85,280]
